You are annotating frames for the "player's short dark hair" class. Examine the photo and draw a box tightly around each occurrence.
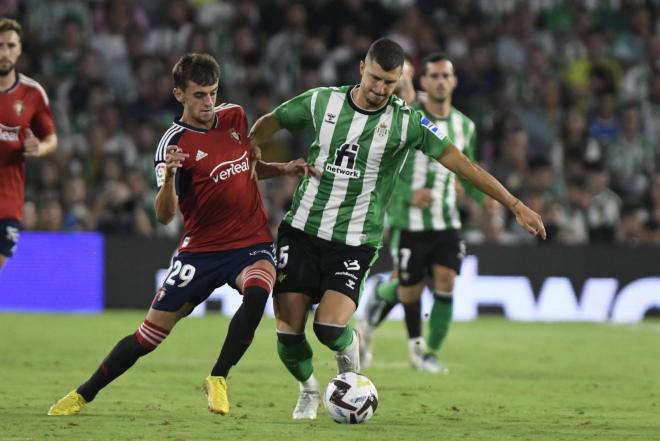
[0,17,22,41]
[172,53,220,90]
[420,52,453,76]
[365,38,404,72]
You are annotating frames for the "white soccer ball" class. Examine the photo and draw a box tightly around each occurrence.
[324,372,378,424]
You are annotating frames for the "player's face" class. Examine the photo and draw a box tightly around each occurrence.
[175,80,218,127]
[358,59,402,109]
[0,30,21,76]
[420,60,457,103]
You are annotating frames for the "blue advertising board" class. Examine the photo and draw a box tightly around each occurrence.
[0,232,104,313]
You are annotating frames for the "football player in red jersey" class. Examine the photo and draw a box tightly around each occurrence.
[0,18,57,269]
[48,53,318,417]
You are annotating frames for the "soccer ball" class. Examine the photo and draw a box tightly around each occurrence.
[324,372,378,424]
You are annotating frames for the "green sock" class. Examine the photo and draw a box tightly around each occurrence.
[376,279,399,304]
[326,323,354,352]
[277,338,314,382]
[426,292,453,354]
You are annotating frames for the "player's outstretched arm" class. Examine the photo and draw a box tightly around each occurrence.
[154,146,188,224]
[437,144,546,239]
[255,158,321,180]
[248,112,282,148]
[248,112,283,179]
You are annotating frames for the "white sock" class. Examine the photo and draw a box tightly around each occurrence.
[300,374,319,391]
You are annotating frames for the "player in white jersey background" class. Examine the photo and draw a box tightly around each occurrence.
[359,53,485,374]
[249,38,546,420]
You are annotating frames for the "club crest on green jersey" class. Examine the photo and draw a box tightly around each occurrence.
[375,122,389,137]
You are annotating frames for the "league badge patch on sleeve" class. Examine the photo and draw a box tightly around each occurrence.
[155,162,167,187]
[421,117,446,139]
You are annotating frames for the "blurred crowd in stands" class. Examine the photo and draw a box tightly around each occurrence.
[2,0,659,245]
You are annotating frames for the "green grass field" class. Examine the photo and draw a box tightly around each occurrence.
[1,312,658,440]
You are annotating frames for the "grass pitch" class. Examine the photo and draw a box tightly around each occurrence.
[1,312,658,440]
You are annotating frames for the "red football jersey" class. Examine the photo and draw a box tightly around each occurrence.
[154,103,273,253]
[0,74,55,220]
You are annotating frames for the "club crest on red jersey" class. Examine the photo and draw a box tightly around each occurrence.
[230,129,241,143]
[13,101,24,116]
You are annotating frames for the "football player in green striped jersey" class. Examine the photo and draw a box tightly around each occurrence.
[249,39,545,419]
[360,52,487,373]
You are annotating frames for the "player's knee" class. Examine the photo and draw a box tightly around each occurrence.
[242,266,275,295]
[277,331,305,346]
[135,319,170,352]
[313,322,345,346]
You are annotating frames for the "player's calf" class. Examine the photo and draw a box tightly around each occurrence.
[210,266,273,378]
[313,322,360,373]
[76,321,170,403]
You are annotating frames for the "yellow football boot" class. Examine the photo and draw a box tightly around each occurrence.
[203,375,229,415]
[48,391,87,416]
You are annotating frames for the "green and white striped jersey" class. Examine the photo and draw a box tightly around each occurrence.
[273,85,452,247]
[388,103,479,231]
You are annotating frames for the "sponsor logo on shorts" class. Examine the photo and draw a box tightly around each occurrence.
[277,273,287,283]
[6,226,19,243]
[346,279,356,290]
[458,240,466,260]
[334,271,358,280]
[156,287,167,301]
[343,260,360,271]
[249,249,275,259]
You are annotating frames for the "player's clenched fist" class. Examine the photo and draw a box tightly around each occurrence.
[165,145,189,175]
[23,128,40,157]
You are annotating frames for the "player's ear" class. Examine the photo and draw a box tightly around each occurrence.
[173,87,184,104]
[359,60,365,77]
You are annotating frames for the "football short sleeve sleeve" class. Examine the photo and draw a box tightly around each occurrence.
[153,129,184,188]
[272,88,317,131]
[31,91,55,138]
[407,109,452,159]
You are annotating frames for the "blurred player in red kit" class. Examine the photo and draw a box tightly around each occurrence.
[48,53,317,417]
[0,18,57,269]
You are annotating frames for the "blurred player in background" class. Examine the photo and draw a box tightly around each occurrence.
[360,53,484,374]
[249,38,545,420]
[48,53,315,417]
[0,18,57,270]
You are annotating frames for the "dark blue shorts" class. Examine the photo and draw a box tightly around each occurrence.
[153,242,276,312]
[0,219,20,258]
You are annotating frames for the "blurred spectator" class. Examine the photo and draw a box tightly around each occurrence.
[556,176,590,245]
[641,71,660,150]
[515,77,563,160]
[37,197,64,231]
[62,176,91,231]
[621,35,660,102]
[490,127,529,196]
[604,103,654,201]
[144,0,192,56]
[584,161,621,243]
[552,107,602,177]
[588,91,619,146]
[564,27,622,107]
